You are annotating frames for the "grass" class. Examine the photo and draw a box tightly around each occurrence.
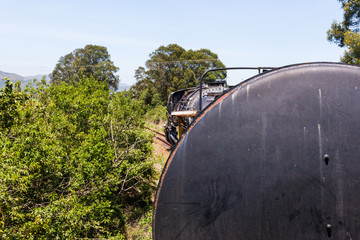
[127,117,170,239]
[127,209,153,240]
[144,105,167,129]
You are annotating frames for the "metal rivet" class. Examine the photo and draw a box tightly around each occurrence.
[324,154,330,165]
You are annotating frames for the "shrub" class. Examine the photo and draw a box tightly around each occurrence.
[0,77,155,239]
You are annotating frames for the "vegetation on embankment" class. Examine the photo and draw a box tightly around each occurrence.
[0,77,157,239]
[0,43,221,239]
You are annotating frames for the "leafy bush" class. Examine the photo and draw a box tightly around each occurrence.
[0,77,155,239]
[145,105,167,125]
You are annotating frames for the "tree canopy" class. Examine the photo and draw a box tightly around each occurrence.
[132,44,226,105]
[328,0,360,64]
[50,45,120,90]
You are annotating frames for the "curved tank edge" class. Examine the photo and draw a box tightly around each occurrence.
[151,61,360,239]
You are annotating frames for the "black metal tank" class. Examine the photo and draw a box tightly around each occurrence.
[153,63,360,239]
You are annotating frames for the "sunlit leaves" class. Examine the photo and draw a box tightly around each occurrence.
[327,0,360,64]
[132,44,226,105]
[50,45,120,91]
[0,77,154,239]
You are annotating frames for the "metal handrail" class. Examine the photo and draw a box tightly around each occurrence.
[198,67,277,111]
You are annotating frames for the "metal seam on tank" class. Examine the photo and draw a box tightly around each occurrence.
[319,89,323,122]
[303,126,308,165]
[232,89,236,102]
[318,124,323,179]
[246,84,250,103]
[318,123,325,208]
[261,110,267,163]
[318,88,325,208]
[219,101,222,119]
[231,89,239,115]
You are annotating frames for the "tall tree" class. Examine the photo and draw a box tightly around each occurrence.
[132,44,226,104]
[328,0,360,64]
[50,45,120,90]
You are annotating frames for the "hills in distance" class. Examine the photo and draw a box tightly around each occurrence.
[0,70,49,89]
[0,70,130,91]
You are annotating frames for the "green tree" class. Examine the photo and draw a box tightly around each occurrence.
[0,79,27,130]
[50,45,120,90]
[0,77,154,239]
[132,44,226,104]
[328,0,360,64]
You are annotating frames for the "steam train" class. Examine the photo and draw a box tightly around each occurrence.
[164,67,274,146]
[154,62,360,239]
[164,82,229,145]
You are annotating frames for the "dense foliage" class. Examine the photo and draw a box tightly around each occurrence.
[328,0,360,64]
[0,43,226,239]
[132,44,226,105]
[50,45,120,90]
[0,77,155,239]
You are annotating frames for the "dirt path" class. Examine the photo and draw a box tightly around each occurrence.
[144,122,171,174]
[152,132,171,173]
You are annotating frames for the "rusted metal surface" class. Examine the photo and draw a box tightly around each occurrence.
[153,63,360,239]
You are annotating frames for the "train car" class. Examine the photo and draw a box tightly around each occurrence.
[164,82,228,145]
[153,62,360,239]
[164,67,274,146]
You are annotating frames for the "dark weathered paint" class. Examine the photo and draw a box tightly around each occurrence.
[153,63,360,239]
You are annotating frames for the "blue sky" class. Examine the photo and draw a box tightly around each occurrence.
[1,0,345,85]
